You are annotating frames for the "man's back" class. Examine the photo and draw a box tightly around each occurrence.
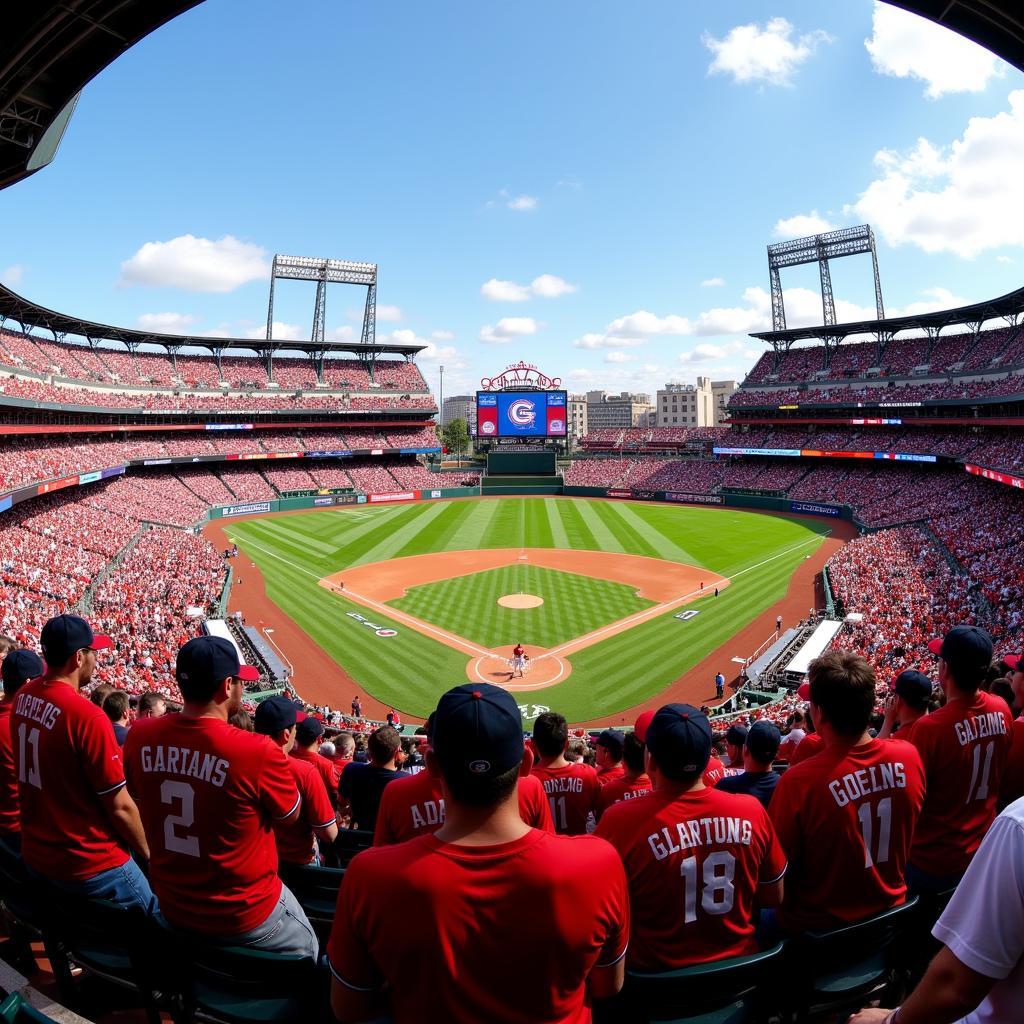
[595,773,652,820]
[901,691,1013,875]
[277,756,336,865]
[532,761,600,835]
[13,678,128,881]
[596,787,785,970]
[124,714,298,934]
[291,745,339,792]
[716,770,779,809]
[0,700,20,836]
[339,760,405,831]
[770,737,925,933]
[328,830,628,1023]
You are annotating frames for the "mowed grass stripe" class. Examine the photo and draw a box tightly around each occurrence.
[525,498,554,548]
[560,499,600,551]
[572,498,626,553]
[450,498,502,550]
[350,502,451,566]
[612,502,695,564]
[589,501,665,560]
[545,499,571,549]
[320,505,409,547]
[327,503,434,566]
[389,500,475,557]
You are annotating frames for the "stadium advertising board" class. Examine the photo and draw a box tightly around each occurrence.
[0,496,10,513]
[714,447,802,457]
[965,464,1024,490]
[399,447,441,455]
[790,501,842,517]
[306,450,352,458]
[715,446,937,463]
[312,494,361,507]
[368,492,417,503]
[221,502,272,517]
[475,390,568,438]
[205,423,253,430]
[664,492,725,505]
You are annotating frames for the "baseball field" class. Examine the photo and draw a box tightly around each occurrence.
[217,497,833,724]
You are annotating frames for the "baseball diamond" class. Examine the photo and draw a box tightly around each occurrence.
[209,497,836,724]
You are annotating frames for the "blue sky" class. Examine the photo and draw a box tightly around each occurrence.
[1,0,1022,399]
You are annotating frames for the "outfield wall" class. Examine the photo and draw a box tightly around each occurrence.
[207,485,481,518]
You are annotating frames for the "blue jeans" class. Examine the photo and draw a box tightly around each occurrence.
[203,884,318,962]
[45,857,158,916]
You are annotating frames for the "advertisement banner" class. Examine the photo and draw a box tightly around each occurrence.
[0,496,10,513]
[606,489,632,498]
[965,464,1024,490]
[790,501,842,518]
[221,502,272,517]
[305,450,353,458]
[143,458,173,466]
[37,475,78,495]
[205,423,253,431]
[664,492,724,505]
[399,447,442,455]
[101,465,126,479]
[77,471,102,484]
[368,492,416,503]
[418,489,443,499]
[713,447,801,457]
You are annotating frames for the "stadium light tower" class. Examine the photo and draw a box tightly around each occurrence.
[767,224,885,331]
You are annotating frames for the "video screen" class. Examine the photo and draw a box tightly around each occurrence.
[475,390,567,438]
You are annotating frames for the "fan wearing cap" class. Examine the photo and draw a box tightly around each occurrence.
[596,704,786,972]
[594,729,626,786]
[290,715,340,797]
[531,711,602,835]
[769,650,926,934]
[0,649,43,855]
[724,724,748,773]
[123,636,318,960]
[999,653,1024,806]
[373,713,553,845]
[338,725,406,832]
[898,626,1013,892]
[878,671,933,740]
[254,696,338,865]
[716,721,782,809]
[11,615,155,913]
[595,729,652,822]
[327,684,629,1024]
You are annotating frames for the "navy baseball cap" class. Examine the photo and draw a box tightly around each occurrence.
[2,649,44,690]
[432,683,524,780]
[176,636,259,687]
[725,724,748,747]
[928,625,992,676]
[296,717,325,744]
[746,720,781,762]
[645,703,713,778]
[891,670,934,710]
[40,614,112,667]
[254,696,298,735]
[596,729,625,760]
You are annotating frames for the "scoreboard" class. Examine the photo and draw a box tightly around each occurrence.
[475,390,567,439]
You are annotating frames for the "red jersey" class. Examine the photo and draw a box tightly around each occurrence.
[770,738,926,933]
[532,761,601,835]
[789,732,824,766]
[1000,718,1024,807]
[13,678,129,881]
[595,774,652,821]
[596,787,785,970]
[328,830,629,1023]
[290,746,339,795]
[703,757,727,786]
[373,771,554,845]
[124,715,299,935]
[901,692,1013,876]
[597,764,626,787]
[276,756,336,865]
[0,701,19,834]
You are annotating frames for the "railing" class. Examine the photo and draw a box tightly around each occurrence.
[75,523,149,614]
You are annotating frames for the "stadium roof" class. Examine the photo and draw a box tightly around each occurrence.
[0,282,425,356]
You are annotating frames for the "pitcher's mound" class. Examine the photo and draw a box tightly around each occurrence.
[498,594,544,609]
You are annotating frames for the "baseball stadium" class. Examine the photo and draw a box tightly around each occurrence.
[0,2,1022,1023]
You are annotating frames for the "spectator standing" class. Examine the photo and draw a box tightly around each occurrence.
[724,724,747,770]
[351,696,362,718]
[0,649,43,855]
[902,627,1013,892]
[531,711,600,835]
[254,696,338,866]
[339,726,405,832]
[333,732,355,771]
[137,692,167,719]
[595,730,652,821]
[124,636,317,959]
[290,716,340,795]
[776,614,783,633]
[327,683,629,1023]
[878,670,933,740]
[102,690,131,745]
[595,729,626,786]
[596,704,786,970]
[13,615,153,912]
[769,650,926,934]
[716,721,782,809]
[716,671,726,700]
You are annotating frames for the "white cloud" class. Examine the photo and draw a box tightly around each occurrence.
[606,310,693,339]
[325,326,357,343]
[480,274,577,302]
[774,210,836,238]
[347,304,402,322]
[571,333,643,350]
[246,321,303,341]
[997,255,1015,265]
[605,351,637,363]
[0,264,24,287]
[678,341,763,365]
[865,2,1006,99]
[380,329,466,367]
[478,317,541,344]
[700,277,724,288]
[487,189,538,212]
[136,312,197,334]
[119,234,269,293]
[704,17,832,87]
[431,329,455,341]
[850,90,1024,258]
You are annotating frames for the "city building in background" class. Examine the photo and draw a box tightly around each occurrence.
[442,394,476,431]
[585,391,654,430]
[568,394,588,446]
[656,378,737,428]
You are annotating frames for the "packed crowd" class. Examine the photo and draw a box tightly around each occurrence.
[580,427,722,450]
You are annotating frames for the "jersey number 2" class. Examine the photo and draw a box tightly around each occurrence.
[161,780,200,857]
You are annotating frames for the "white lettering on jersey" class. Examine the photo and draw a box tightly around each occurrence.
[541,776,583,794]
[955,713,1008,747]
[139,745,229,788]
[647,816,755,861]
[14,693,61,731]
[409,799,445,831]
[828,762,907,808]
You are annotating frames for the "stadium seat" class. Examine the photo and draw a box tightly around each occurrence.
[278,864,345,943]
[330,829,374,867]
[615,942,786,1023]
[0,993,61,1024]
[786,897,919,1021]
[0,843,44,976]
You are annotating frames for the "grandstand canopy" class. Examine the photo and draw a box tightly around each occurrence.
[750,286,1024,347]
[0,282,426,357]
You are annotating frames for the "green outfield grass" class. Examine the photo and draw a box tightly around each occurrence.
[389,564,654,650]
[225,497,830,722]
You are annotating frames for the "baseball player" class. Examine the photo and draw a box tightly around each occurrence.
[124,635,317,959]
[769,650,926,934]
[530,711,601,834]
[373,714,553,844]
[327,684,629,1023]
[511,643,527,678]
[254,696,339,865]
[596,704,786,970]
[901,626,1013,892]
[0,649,44,855]
[12,615,154,911]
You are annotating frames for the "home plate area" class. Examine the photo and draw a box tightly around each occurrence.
[319,548,727,693]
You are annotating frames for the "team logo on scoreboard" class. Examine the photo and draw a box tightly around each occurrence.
[508,399,536,426]
[549,418,564,432]
[480,420,496,435]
